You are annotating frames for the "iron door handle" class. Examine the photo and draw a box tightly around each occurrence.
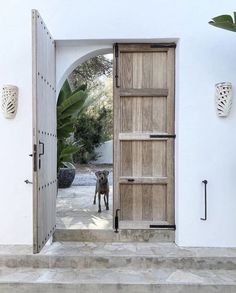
[201,180,208,221]
[127,178,135,182]
[39,141,45,169]
[39,141,45,157]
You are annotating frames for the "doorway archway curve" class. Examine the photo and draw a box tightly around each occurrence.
[57,45,112,95]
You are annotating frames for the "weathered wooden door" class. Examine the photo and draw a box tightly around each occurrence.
[32,10,57,253]
[114,43,175,229]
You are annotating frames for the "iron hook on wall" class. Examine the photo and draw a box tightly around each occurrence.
[201,180,208,221]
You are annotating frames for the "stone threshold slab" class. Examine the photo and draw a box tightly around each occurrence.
[53,229,175,242]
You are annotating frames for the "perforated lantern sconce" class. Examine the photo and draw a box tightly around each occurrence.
[1,85,18,119]
[215,82,232,117]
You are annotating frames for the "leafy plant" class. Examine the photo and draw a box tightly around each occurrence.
[57,80,88,170]
[73,106,112,164]
[209,12,236,32]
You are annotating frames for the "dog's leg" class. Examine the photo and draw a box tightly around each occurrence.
[93,189,97,205]
[104,194,107,207]
[106,190,109,210]
[98,192,101,213]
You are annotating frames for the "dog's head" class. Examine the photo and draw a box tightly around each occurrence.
[95,170,109,184]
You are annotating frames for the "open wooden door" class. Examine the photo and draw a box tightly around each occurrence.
[32,10,57,253]
[114,43,175,229]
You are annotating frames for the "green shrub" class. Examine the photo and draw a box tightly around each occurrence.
[73,106,112,164]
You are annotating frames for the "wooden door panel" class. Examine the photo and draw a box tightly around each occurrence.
[32,10,57,253]
[120,184,167,222]
[120,141,167,177]
[120,96,167,133]
[120,51,167,89]
[114,43,175,228]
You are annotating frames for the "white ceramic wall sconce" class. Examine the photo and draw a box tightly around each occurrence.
[1,85,18,119]
[215,82,232,117]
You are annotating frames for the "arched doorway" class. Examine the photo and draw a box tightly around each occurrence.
[56,53,114,230]
[32,10,176,253]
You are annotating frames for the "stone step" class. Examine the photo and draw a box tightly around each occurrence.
[53,228,175,242]
[0,242,236,271]
[0,267,236,293]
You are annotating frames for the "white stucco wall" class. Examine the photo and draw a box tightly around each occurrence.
[1,0,236,246]
[92,140,113,165]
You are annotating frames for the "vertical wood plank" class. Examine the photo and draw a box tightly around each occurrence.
[133,53,142,88]
[152,185,167,221]
[120,98,133,132]
[121,185,133,220]
[152,141,167,177]
[142,141,153,176]
[152,52,167,88]
[121,141,133,176]
[132,141,142,177]
[152,97,167,133]
[121,53,133,88]
[142,185,153,220]
[133,185,142,220]
[142,53,153,88]
[142,97,153,132]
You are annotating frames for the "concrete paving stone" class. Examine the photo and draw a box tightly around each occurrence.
[57,186,113,230]
[0,242,236,271]
[0,267,236,285]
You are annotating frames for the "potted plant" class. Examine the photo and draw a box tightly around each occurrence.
[57,80,88,188]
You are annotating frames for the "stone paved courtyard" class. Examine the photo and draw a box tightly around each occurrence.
[56,165,113,230]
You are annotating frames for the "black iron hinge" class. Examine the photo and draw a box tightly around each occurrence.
[150,134,176,139]
[150,43,176,48]
[114,43,120,88]
[150,224,176,230]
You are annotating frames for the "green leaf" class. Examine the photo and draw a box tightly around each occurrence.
[212,14,233,23]
[57,91,87,117]
[209,21,236,32]
[72,83,87,94]
[78,94,96,116]
[209,13,236,32]
[60,144,79,156]
[62,162,76,169]
[57,121,75,139]
[57,80,72,106]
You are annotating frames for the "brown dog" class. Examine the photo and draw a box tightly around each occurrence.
[93,170,109,213]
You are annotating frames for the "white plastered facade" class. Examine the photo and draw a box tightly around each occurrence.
[0,0,236,247]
